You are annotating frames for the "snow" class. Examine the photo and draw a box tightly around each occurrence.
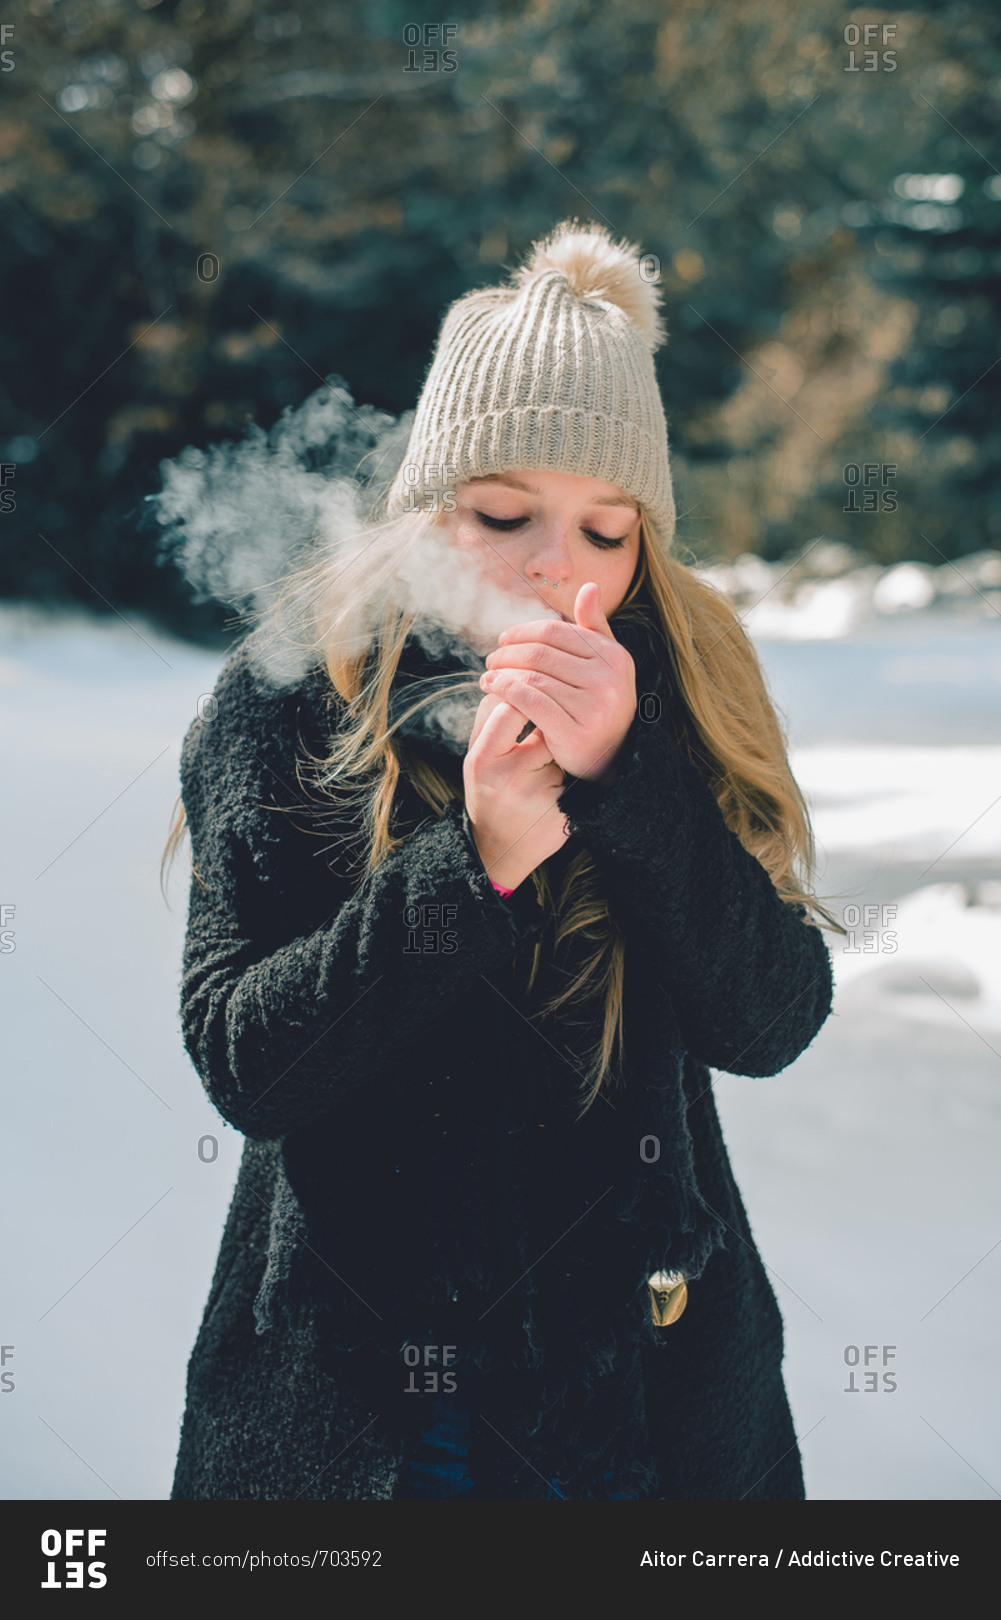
[794,746,1001,861]
[697,544,1001,644]
[1,591,999,1501]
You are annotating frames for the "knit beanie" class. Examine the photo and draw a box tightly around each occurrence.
[384,217,676,555]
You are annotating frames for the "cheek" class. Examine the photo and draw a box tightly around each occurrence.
[594,537,641,610]
[450,522,512,580]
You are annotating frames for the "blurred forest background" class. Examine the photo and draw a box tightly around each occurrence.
[1,0,999,645]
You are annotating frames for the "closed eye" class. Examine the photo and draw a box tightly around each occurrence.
[474,512,525,532]
[584,530,628,549]
[473,512,627,549]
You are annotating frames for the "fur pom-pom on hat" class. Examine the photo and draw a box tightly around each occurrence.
[509,217,668,353]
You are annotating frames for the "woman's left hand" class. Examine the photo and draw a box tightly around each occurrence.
[480,583,637,783]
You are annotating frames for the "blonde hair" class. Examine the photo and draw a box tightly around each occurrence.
[162,496,840,1114]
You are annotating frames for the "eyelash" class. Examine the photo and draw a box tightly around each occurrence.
[473,512,627,549]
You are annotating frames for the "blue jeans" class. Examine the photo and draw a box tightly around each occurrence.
[393,1391,475,1499]
[392,1391,641,1500]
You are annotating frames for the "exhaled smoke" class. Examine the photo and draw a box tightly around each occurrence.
[150,375,408,674]
[149,374,560,750]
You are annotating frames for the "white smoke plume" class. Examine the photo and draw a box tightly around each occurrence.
[150,374,560,748]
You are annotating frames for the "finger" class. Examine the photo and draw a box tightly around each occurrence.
[478,672,575,739]
[570,581,615,639]
[496,613,614,670]
[473,695,544,758]
[468,690,504,749]
[476,667,583,725]
[503,712,563,771]
[497,618,583,649]
[515,723,559,768]
[485,642,590,686]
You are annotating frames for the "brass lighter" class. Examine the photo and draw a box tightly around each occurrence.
[647,1270,688,1326]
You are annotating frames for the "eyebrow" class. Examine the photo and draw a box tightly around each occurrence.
[466,473,640,512]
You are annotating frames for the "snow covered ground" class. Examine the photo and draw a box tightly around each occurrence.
[1,586,999,1501]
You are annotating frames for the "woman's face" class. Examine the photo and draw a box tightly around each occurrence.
[438,468,643,629]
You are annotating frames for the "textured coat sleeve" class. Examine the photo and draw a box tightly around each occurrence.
[178,643,543,1141]
[555,666,833,1079]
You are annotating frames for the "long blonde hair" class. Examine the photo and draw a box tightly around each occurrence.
[162,497,840,1114]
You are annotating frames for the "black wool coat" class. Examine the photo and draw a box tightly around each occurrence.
[170,605,833,1502]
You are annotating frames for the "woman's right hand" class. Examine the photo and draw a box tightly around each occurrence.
[463,693,570,892]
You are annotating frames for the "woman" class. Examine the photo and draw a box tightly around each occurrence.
[164,218,836,1501]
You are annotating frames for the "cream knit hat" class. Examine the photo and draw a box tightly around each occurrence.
[385,217,676,554]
